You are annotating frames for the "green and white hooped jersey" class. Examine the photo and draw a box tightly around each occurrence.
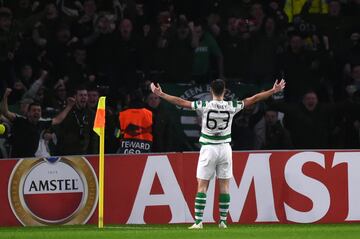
[191,100,245,145]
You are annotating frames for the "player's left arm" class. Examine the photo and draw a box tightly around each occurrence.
[150,83,192,109]
[243,79,286,108]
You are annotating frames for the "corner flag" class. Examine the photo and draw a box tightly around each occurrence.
[93,96,106,228]
[93,97,106,136]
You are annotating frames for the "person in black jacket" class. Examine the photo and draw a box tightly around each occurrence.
[254,109,293,149]
[55,86,98,155]
[269,90,358,149]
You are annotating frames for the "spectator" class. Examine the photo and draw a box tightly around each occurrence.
[0,8,17,93]
[343,0,360,16]
[110,0,137,21]
[231,103,260,150]
[190,20,224,84]
[284,0,328,23]
[144,11,173,83]
[0,111,11,158]
[21,69,47,101]
[46,24,76,79]
[218,16,251,82]
[248,16,284,84]
[254,109,293,149]
[16,97,34,116]
[44,80,67,116]
[16,64,35,89]
[32,2,61,47]
[328,0,342,17]
[313,1,348,97]
[301,0,329,16]
[10,0,41,22]
[145,91,174,152]
[71,0,98,46]
[87,86,118,153]
[266,0,288,30]
[277,32,323,101]
[55,86,98,155]
[64,44,95,88]
[167,17,194,83]
[7,80,26,105]
[132,1,147,34]
[249,2,265,32]
[269,90,359,149]
[345,64,360,97]
[56,0,82,18]
[1,88,75,158]
[346,31,360,68]
[313,0,350,56]
[236,0,256,20]
[87,86,100,109]
[207,12,221,38]
[332,90,360,148]
[90,12,116,88]
[113,18,142,91]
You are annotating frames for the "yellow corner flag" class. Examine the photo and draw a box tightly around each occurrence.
[93,96,106,136]
[93,96,106,228]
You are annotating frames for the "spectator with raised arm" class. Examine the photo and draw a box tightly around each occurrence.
[21,69,48,100]
[1,88,75,158]
[55,85,98,156]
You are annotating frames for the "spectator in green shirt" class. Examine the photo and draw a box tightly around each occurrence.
[190,20,224,84]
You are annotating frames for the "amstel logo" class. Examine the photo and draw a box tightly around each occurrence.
[8,156,98,226]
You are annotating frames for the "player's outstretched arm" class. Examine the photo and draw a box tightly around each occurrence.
[243,79,286,108]
[150,83,192,109]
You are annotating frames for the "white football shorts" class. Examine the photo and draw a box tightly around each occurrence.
[196,143,233,180]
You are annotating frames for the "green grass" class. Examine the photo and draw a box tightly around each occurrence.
[1,224,360,239]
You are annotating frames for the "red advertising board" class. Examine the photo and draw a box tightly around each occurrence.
[1,150,360,226]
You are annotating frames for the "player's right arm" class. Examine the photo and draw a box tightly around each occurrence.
[243,79,286,108]
[1,88,16,121]
[151,83,192,109]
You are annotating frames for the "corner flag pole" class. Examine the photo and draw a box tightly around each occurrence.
[93,96,106,228]
[98,126,105,228]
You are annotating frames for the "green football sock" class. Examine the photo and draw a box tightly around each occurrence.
[194,192,206,224]
[219,193,230,223]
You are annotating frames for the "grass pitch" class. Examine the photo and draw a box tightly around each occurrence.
[0,224,360,239]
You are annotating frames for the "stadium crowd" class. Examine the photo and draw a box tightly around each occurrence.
[0,0,360,158]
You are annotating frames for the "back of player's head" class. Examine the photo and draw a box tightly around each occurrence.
[210,79,225,97]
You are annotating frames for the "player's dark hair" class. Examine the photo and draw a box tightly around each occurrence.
[210,79,225,96]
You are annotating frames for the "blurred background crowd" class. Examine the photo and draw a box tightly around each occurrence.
[0,0,360,158]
